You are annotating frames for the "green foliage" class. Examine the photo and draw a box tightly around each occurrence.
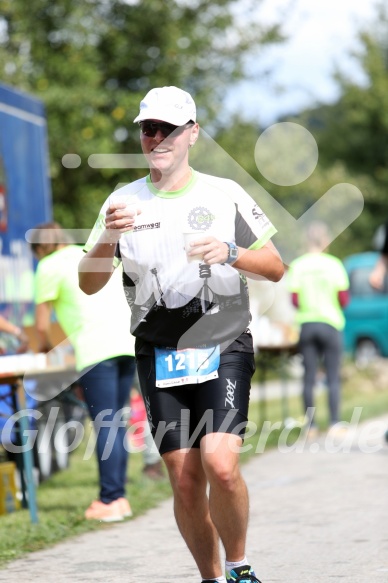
[292,5,388,253]
[0,0,282,229]
[213,2,388,258]
[2,0,386,255]
[212,117,373,258]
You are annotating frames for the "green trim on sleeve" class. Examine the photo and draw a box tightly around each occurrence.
[83,213,106,253]
[248,225,277,250]
[112,255,121,268]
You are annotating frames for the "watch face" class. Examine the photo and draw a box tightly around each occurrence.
[224,242,238,263]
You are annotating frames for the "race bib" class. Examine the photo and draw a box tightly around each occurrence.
[155,346,220,388]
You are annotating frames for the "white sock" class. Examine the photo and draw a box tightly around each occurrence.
[202,577,226,583]
[225,557,249,571]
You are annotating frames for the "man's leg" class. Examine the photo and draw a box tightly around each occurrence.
[201,433,248,562]
[163,448,223,580]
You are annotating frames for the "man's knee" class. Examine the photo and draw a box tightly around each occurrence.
[201,438,242,492]
[164,450,205,497]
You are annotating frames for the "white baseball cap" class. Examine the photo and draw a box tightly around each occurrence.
[133,86,196,126]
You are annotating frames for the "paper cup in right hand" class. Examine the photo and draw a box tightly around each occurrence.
[109,193,138,232]
[109,193,138,216]
[183,232,203,263]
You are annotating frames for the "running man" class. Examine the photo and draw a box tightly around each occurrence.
[79,86,284,583]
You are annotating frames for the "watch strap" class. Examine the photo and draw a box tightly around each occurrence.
[224,241,239,264]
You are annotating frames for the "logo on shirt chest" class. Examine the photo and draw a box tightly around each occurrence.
[187,206,216,231]
[133,221,161,232]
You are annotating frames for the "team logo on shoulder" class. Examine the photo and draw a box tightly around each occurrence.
[252,204,268,226]
[187,206,215,231]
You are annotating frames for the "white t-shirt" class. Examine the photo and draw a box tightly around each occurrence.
[85,170,276,353]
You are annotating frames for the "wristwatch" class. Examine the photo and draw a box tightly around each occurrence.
[224,242,239,264]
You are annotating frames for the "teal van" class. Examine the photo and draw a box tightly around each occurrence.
[343,252,388,366]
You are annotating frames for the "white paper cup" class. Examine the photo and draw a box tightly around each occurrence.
[109,193,138,232]
[183,232,204,263]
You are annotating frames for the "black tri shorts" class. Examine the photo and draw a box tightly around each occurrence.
[136,351,255,456]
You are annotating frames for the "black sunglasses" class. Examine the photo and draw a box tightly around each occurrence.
[139,120,194,138]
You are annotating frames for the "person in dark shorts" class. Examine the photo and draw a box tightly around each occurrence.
[79,86,284,583]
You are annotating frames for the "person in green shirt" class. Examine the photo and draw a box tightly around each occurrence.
[30,222,136,522]
[287,221,350,432]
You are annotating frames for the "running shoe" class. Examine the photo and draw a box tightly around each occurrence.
[117,497,133,518]
[84,499,124,522]
[226,565,262,583]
